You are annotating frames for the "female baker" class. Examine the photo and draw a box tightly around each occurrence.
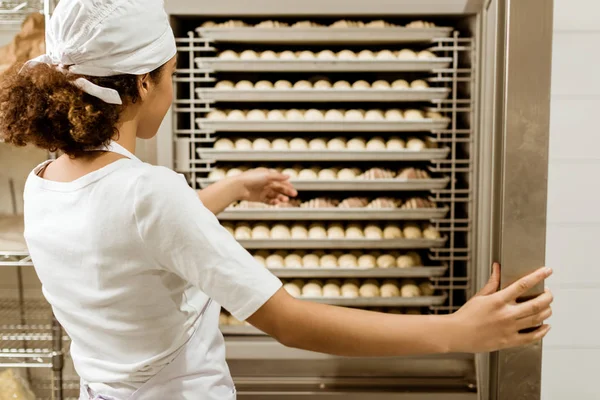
[0,1,553,399]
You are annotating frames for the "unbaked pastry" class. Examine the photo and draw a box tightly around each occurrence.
[292,20,319,28]
[366,20,392,28]
[367,197,399,209]
[377,254,396,268]
[286,109,305,121]
[265,110,285,122]
[309,223,328,239]
[404,109,425,120]
[314,79,332,89]
[308,138,327,150]
[324,109,345,121]
[345,224,364,239]
[227,110,247,121]
[302,280,323,297]
[303,253,320,268]
[219,50,239,59]
[360,168,395,180]
[372,80,391,89]
[226,168,245,178]
[359,279,380,297]
[279,50,297,60]
[357,49,375,60]
[397,168,430,180]
[419,282,435,296]
[285,253,304,268]
[281,167,298,178]
[320,254,338,268]
[403,223,423,239]
[271,224,292,239]
[417,50,436,59]
[206,110,227,120]
[406,20,436,28]
[352,80,371,90]
[406,138,426,151]
[333,80,352,90]
[337,49,357,59]
[293,80,313,90]
[338,197,369,208]
[376,49,395,60]
[364,224,383,239]
[255,80,273,90]
[297,50,316,60]
[239,50,258,60]
[383,225,403,239]
[327,137,346,150]
[401,197,435,209]
[337,168,358,180]
[215,80,235,90]
[396,254,416,268]
[247,109,267,121]
[318,169,338,180]
[407,251,423,265]
[209,168,226,180]
[201,21,217,28]
[251,223,271,239]
[253,252,267,267]
[426,111,444,119]
[410,79,429,89]
[366,137,386,150]
[323,281,341,297]
[252,138,271,150]
[365,109,385,121]
[396,49,417,60]
[305,109,324,121]
[260,50,278,60]
[345,109,364,121]
[381,280,401,297]
[298,168,318,180]
[290,224,309,240]
[274,80,293,89]
[347,138,366,150]
[337,253,358,268]
[289,137,308,149]
[327,223,346,239]
[234,138,252,150]
[401,280,421,297]
[214,138,234,150]
[317,50,336,60]
[222,222,235,235]
[422,224,441,239]
[283,282,302,297]
[341,281,359,298]
[235,80,254,90]
[392,79,410,89]
[234,224,252,240]
[255,20,288,28]
[384,109,404,121]
[301,198,339,208]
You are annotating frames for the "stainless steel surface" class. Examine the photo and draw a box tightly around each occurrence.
[297,294,448,307]
[199,178,452,191]
[218,208,450,221]
[196,119,451,132]
[267,266,448,279]
[237,238,447,250]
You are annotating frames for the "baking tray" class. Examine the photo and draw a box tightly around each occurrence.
[218,207,450,221]
[195,88,451,102]
[195,118,451,132]
[195,58,453,72]
[196,27,453,44]
[269,266,448,279]
[236,238,447,250]
[198,178,451,191]
[301,293,448,307]
[197,148,450,162]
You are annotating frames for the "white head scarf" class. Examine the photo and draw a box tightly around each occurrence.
[21,0,177,105]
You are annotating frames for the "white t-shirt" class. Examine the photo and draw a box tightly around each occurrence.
[23,158,282,388]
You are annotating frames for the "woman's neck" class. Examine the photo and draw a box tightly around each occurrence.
[114,118,138,155]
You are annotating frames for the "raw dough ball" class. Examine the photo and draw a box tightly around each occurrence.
[417,50,436,59]
[410,79,429,89]
[271,224,291,239]
[392,79,410,89]
[303,253,320,268]
[253,138,271,150]
[222,222,235,235]
[387,137,406,150]
[219,50,239,59]
[226,167,245,177]
[302,280,323,297]
[209,169,226,180]
[266,137,287,150]
[293,80,313,90]
[305,109,324,121]
[384,109,404,121]
[383,225,403,239]
[338,254,359,268]
[308,223,328,239]
[235,80,254,90]
[286,109,305,121]
[292,20,315,28]
[426,111,444,119]
[234,138,252,150]
[253,253,267,266]
[234,224,252,240]
[251,223,271,239]
[401,281,421,297]
[255,80,273,90]
[298,168,318,180]
[376,49,395,60]
[345,109,364,121]
[396,254,416,268]
[320,254,338,268]
[364,224,383,239]
[283,282,302,297]
[309,138,328,150]
[247,109,267,121]
[240,50,258,60]
[397,49,417,60]
[219,312,229,325]
[315,110,340,125]
[318,169,338,180]
[279,50,297,60]
[207,110,227,120]
[381,280,401,297]
[333,80,352,90]
[214,138,234,150]
[337,49,357,60]
[313,79,332,89]
[403,223,423,239]
[291,224,309,239]
[323,281,341,297]
[274,80,293,89]
[377,254,396,268]
[406,138,426,151]
[228,315,245,326]
[345,224,364,239]
[372,80,391,89]
[357,49,375,60]
[365,110,385,121]
[317,50,336,60]
[366,20,390,28]
[407,251,423,265]
[327,223,346,239]
[347,138,366,150]
[359,280,380,297]
[404,109,425,120]
[423,224,441,239]
[341,280,360,298]
[285,253,303,268]
[419,282,435,296]
[267,110,286,121]
[202,21,217,28]
[327,137,346,150]
[358,254,377,268]
[260,50,278,60]
[406,20,435,28]
[352,80,371,89]
[215,80,235,90]
[289,137,308,149]
[227,110,246,120]
[366,137,387,150]
[298,50,316,60]
[338,168,357,180]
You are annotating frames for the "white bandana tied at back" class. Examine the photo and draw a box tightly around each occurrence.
[21,0,177,105]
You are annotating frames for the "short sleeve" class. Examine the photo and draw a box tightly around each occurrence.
[133,166,282,321]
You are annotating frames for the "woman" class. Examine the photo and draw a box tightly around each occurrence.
[0,1,553,399]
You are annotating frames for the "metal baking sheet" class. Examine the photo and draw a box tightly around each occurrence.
[236,238,447,250]
[218,207,450,221]
[196,27,453,44]
[195,118,451,132]
[195,88,451,102]
[197,148,450,162]
[195,58,453,72]
[269,266,448,279]
[301,293,448,307]
[198,178,451,191]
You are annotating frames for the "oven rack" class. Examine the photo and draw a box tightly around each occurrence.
[198,178,451,191]
[267,266,447,279]
[236,238,446,250]
[218,207,450,221]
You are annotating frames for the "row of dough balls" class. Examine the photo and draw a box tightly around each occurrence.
[283,278,435,298]
[231,196,436,210]
[206,109,443,121]
[209,167,431,181]
[203,20,436,29]
[252,250,423,269]
[218,49,437,61]
[223,222,441,240]
[214,136,431,151]
[215,78,430,90]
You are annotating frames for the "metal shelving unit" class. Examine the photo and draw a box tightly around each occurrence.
[237,238,446,250]
[199,178,451,191]
[0,1,42,29]
[218,207,450,221]
[267,266,448,279]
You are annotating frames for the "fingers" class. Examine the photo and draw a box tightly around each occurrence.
[513,288,554,319]
[515,324,551,346]
[516,306,552,331]
[497,267,552,302]
[268,181,297,198]
[267,170,294,182]
[476,262,501,297]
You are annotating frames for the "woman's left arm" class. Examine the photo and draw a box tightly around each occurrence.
[197,168,297,215]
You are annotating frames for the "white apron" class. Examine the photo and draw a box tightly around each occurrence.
[77,141,237,400]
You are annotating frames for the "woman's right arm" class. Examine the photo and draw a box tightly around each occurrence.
[247,264,553,355]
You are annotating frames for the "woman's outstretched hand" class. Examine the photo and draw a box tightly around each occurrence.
[449,263,553,353]
[236,168,298,205]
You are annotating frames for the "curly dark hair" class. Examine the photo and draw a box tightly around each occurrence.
[0,63,164,156]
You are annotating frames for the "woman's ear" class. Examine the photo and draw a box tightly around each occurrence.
[137,73,152,100]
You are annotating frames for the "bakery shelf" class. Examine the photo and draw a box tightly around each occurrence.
[199,178,450,191]
[218,207,450,221]
[301,293,448,307]
[195,88,451,102]
[0,325,55,368]
[237,238,447,250]
[195,58,453,72]
[269,266,448,279]
[197,148,450,162]
[195,118,451,132]
[0,252,33,267]
[196,27,453,44]
[220,325,264,336]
